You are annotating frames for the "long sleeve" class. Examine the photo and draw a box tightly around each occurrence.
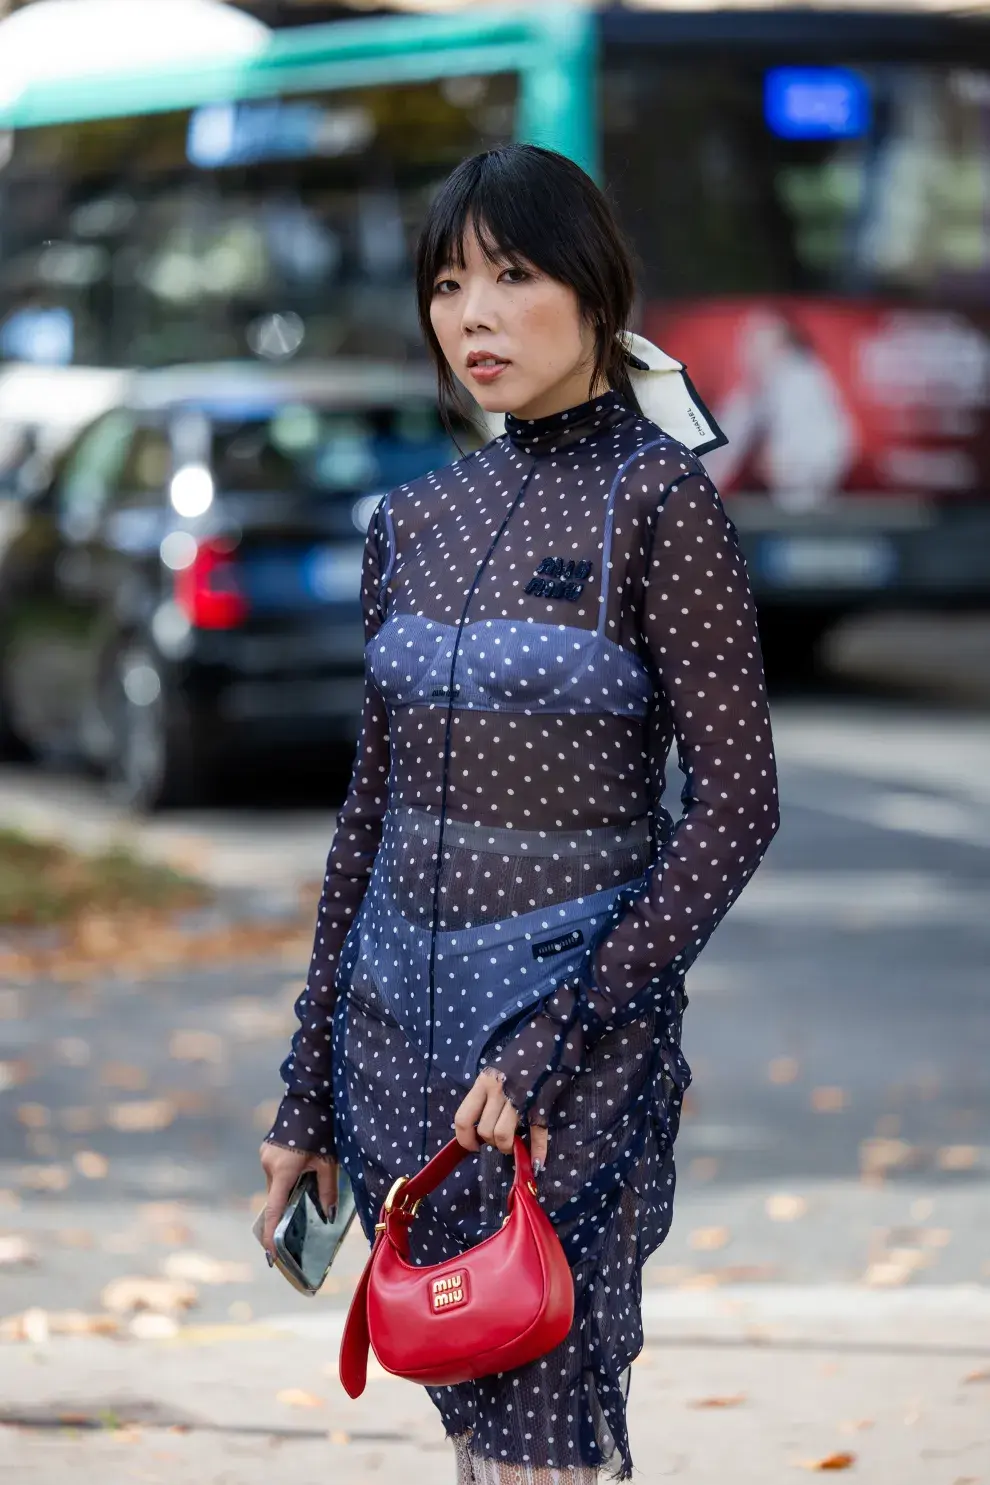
[265,507,391,1156]
[487,468,780,1118]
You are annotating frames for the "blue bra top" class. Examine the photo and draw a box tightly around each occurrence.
[367,424,664,721]
[368,612,653,718]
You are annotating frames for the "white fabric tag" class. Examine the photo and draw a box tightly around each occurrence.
[477,331,727,456]
[619,331,727,456]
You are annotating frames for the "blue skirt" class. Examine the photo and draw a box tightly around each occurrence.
[331,809,691,1478]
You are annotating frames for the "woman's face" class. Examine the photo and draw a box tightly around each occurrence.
[429,226,604,422]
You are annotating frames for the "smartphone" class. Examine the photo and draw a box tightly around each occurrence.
[253,1169,356,1296]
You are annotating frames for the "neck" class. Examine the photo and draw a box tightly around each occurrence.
[503,387,631,456]
[507,374,611,423]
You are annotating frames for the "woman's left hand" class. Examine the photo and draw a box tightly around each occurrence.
[454,1069,548,1169]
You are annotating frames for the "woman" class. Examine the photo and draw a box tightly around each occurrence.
[261,144,779,1482]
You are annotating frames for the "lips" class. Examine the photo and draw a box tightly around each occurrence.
[467,354,510,385]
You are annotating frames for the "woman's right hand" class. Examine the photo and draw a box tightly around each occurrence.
[259,1141,339,1255]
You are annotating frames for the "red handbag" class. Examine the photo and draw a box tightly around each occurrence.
[339,1136,574,1397]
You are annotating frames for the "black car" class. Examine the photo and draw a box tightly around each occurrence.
[0,360,455,809]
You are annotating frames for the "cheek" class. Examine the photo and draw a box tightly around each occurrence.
[430,301,457,356]
[516,294,584,363]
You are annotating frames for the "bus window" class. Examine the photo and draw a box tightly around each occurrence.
[604,56,990,304]
[0,75,518,370]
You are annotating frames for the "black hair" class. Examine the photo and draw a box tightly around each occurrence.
[415,143,641,438]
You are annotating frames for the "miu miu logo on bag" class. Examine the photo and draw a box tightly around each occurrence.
[431,1272,466,1311]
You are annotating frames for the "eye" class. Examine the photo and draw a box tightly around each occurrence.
[433,278,459,296]
[499,265,530,285]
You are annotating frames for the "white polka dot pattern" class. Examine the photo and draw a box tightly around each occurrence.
[265,389,780,1479]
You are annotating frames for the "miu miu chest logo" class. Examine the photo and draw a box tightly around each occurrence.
[431,1271,467,1311]
[525,556,593,603]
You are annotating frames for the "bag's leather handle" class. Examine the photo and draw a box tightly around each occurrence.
[400,1135,535,1208]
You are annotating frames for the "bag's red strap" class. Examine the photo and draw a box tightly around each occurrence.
[339,1229,381,1399]
[400,1135,535,1207]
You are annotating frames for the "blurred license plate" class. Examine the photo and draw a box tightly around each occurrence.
[760,535,896,588]
[305,545,364,602]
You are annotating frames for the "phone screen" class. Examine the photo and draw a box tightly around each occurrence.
[277,1172,356,1291]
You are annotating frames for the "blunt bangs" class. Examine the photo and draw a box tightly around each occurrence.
[415,144,640,438]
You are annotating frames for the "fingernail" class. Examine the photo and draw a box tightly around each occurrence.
[533,1159,544,1176]
[329,1205,337,1225]
[265,1251,275,1268]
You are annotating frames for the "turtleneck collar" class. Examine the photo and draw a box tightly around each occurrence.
[503,388,632,456]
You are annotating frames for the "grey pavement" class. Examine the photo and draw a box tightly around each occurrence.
[0,1288,988,1482]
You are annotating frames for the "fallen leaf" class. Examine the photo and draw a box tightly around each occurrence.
[688,1157,720,1183]
[56,1228,94,1248]
[863,1248,929,1287]
[276,1389,324,1409]
[26,1132,57,1159]
[688,1226,731,1252]
[128,1312,180,1340]
[59,1106,99,1134]
[0,1060,31,1092]
[102,1230,144,1255]
[717,1263,779,1283]
[858,1138,914,1180]
[17,1164,70,1192]
[101,1276,198,1315]
[106,1099,176,1133]
[678,1272,721,1290]
[52,1037,91,1067]
[688,1393,747,1409]
[768,1056,800,1084]
[765,1193,808,1223]
[810,1087,848,1113]
[148,1223,194,1247]
[99,1062,149,1092]
[74,1151,109,1180]
[168,1030,224,1064]
[0,1309,119,1342]
[963,1367,990,1384]
[139,1201,189,1224]
[227,999,293,1041]
[936,1145,979,1172]
[649,1265,696,1286]
[16,1103,50,1129]
[798,1452,856,1472]
[253,1099,281,1133]
[162,1251,253,1285]
[0,1234,35,1266]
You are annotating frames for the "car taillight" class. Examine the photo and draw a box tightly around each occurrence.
[174,539,249,629]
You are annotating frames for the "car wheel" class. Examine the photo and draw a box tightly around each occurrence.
[0,653,32,762]
[107,643,203,811]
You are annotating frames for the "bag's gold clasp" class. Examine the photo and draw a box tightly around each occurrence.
[376,1175,422,1231]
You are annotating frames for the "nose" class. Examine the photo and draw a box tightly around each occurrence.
[460,277,499,336]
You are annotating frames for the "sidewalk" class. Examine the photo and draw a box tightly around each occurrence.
[1,1287,987,1483]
